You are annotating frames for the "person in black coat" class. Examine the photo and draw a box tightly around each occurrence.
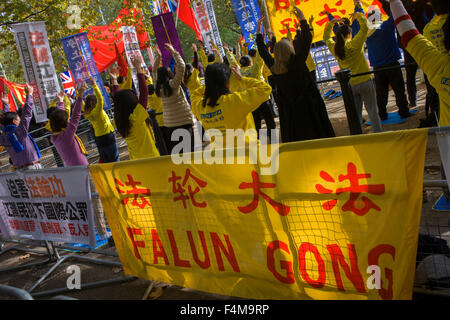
[256,7,335,143]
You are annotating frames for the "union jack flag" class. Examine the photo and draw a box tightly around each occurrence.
[59,70,75,97]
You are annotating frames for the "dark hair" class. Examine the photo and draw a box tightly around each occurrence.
[48,109,69,132]
[184,63,194,84]
[117,76,124,84]
[203,63,231,107]
[147,84,155,96]
[240,55,252,67]
[248,48,257,57]
[155,66,173,98]
[84,94,97,112]
[223,55,230,66]
[113,89,138,138]
[444,14,450,51]
[207,53,215,63]
[0,112,19,126]
[431,0,450,15]
[335,24,352,60]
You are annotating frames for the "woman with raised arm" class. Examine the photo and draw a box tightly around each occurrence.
[152,43,195,153]
[112,56,160,160]
[324,12,383,133]
[190,63,272,147]
[49,82,89,167]
[256,8,335,143]
[0,84,43,170]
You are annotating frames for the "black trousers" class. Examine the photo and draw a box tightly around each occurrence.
[403,50,418,106]
[162,124,195,154]
[252,100,276,141]
[373,61,410,119]
[424,74,440,119]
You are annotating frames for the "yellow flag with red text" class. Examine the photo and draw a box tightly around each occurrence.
[90,129,427,300]
[265,0,388,44]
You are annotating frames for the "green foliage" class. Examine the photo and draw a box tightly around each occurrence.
[0,0,244,82]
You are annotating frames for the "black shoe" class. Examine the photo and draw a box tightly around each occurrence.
[399,112,414,119]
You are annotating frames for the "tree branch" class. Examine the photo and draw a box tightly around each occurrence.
[0,3,53,27]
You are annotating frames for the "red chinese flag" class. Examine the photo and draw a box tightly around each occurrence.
[177,0,202,41]
[114,42,128,78]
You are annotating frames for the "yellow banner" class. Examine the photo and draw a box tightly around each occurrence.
[90,129,428,300]
[265,0,386,44]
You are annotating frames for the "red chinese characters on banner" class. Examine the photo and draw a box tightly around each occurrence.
[194,4,211,32]
[169,169,208,209]
[316,0,347,26]
[315,162,386,216]
[26,175,66,198]
[29,31,50,63]
[238,171,290,216]
[115,174,151,209]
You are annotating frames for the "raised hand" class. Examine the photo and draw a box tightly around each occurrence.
[155,45,162,57]
[0,92,8,105]
[24,83,33,96]
[56,91,65,103]
[293,6,305,21]
[191,43,198,52]
[78,81,87,96]
[257,16,265,34]
[164,43,176,54]
[309,15,315,25]
[131,55,143,73]
[230,65,242,80]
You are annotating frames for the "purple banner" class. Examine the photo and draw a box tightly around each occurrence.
[151,13,184,67]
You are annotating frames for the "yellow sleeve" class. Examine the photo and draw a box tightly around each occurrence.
[64,95,71,116]
[199,48,209,68]
[92,84,104,115]
[226,51,239,69]
[185,68,201,93]
[348,13,369,52]
[406,35,448,92]
[119,67,133,90]
[223,77,272,124]
[323,21,336,55]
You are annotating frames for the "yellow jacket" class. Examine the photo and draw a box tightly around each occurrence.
[119,67,133,90]
[148,93,164,127]
[122,104,160,160]
[324,13,372,86]
[406,35,450,126]
[191,76,272,146]
[423,14,448,54]
[82,84,114,137]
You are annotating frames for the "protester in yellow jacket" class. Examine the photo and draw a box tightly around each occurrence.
[191,63,272,148]
[111,57,160,160]
[83,77,119,163]
[324,12,383,133]
[390,0,449,127]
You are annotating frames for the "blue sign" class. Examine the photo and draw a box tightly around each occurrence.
[61,32,112,110]
[230,0,262,49]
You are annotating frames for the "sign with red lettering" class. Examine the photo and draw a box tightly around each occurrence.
[0,167,96,246]
[11,21,61,123]
[90,129,428,300]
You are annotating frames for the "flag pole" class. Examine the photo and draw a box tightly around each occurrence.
[175,0,181,27]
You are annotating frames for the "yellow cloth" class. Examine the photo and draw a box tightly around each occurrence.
[406,35,450,127]
[119,67,133,90]
[123,104,160,160]
[184,68,201,94]
[148,93,164,127]
[82,84,115,137]
[191,76,272,146]
[226,51,265,82]
[423,14,448,54]
[324,13,372,86]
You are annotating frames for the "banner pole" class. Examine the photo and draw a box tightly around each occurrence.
[159,14,173,46]
[175,0,181,27]
[257,0,272,32]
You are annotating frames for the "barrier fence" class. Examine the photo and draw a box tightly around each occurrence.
[1,60,449,299]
